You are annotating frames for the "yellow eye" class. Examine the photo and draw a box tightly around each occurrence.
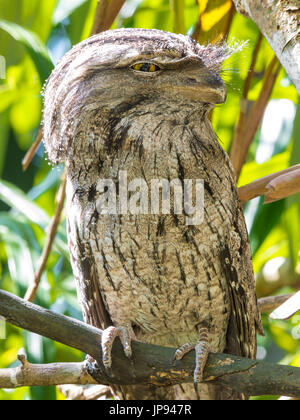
[131,63,160,72]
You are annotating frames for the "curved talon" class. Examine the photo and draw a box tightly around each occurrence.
[194,340,209,383]
[194,381,200,400]
[173,326,210,386]
[101,325,133,371]
[172,342,195,363]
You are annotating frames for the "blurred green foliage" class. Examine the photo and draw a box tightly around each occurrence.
[0,0,299,400]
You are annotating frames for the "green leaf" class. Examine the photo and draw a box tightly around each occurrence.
[252,227,288,274]
[0,226,35,287]
[290,99,300,166]
[285,100,300,270]
[124,0,172,31]
[67,0,92,45]
[28,167,62,200]
[238,149,291,187]
[270,321,298,353]
[283,203,300,270]
[0,180,69,258]
[0,110,10,177]
[250,198,285,257]
[52,0,89,26]
[0,179,50,228]
[170,0,186,34]
[0,19,53,83]
[0,212,41,254]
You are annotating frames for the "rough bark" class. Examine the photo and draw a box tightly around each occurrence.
[0,289,300,397]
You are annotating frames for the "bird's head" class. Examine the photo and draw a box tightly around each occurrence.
[43,28,230,163]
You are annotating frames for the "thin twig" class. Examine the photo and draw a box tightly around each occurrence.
[258,294,293,313]
[191,15,201,41]
[238,164,300,203]
[243,32,263,98]
[229,33,263,173]
[0,354,95,389]
[1,289,300,396]
[24,171,67,302]
[269,291,300,320]
[91,0,126,35]
[241,56,281,166]
[230,54,281,179]
[222,3,235,42]
[22,127,43,171]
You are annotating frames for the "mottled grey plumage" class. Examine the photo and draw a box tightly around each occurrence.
[43,28,263,400]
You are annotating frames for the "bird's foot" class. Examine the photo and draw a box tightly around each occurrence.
[101,325,133,372]
[173,325,209,391]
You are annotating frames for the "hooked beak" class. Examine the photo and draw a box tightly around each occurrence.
[163,56,227,104]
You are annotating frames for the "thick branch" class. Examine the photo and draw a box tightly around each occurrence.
[233,0,300,94]
[0,290,300,396]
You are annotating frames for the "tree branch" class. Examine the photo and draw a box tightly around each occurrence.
[237,164,300,203]
[258,293,293,314]
[91,0,126,35]
[233,0,300,94]
[230,32,263,175]
[0,289,300,397]
[0,349,95,389]
[22,127,43,171]
[269,291,300,320]
[264,168,300,204]
[230,55,281,178]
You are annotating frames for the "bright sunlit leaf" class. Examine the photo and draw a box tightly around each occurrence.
[0,180,50,228]
[0,19,53,83]
[200,0,232,32]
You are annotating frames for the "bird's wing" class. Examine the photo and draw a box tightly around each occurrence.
[69,220,112,330]
[221,203,263,359]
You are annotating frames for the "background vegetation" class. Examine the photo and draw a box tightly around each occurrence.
[0,0,299,400]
